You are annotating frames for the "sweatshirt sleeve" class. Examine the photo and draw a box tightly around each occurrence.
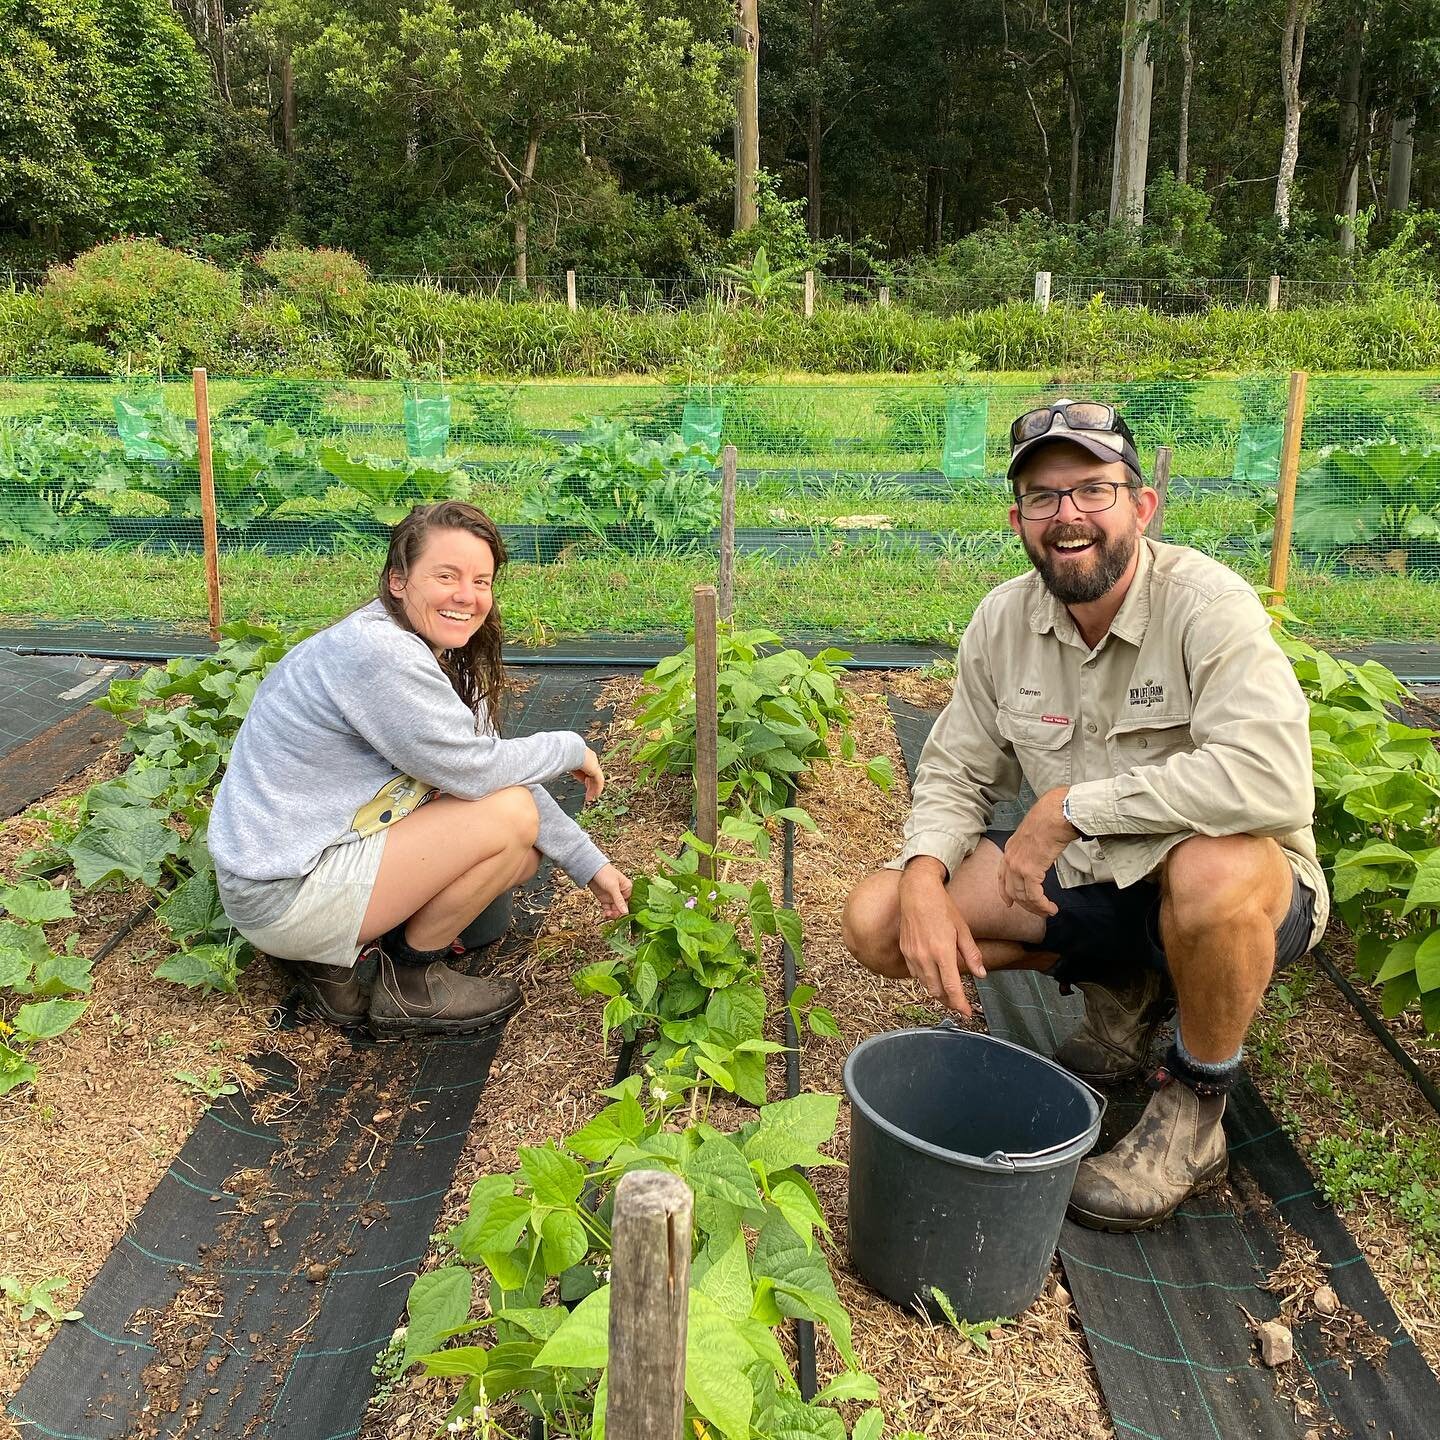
[329,623,588,799]
[1065,588,1315,840]
[531,785,609,886]
[897,600,1023,877]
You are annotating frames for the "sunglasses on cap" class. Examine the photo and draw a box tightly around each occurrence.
[1009,402,1136,449]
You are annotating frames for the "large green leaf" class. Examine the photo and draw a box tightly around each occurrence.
[404,1267,473,1366]
[0,1043,38,1095]
[158,868,228,943]
[685,1290,757,1440]
[68,808,182,889]
[0,880,75,924]
[518,1143,587,1208]
[539,1209,589,1276]
[12,998,87,1043]
[0,919,50,991]
[742,1093,840,1173]
[533,1284,610,1368]
[31,950,95,997]
[686,1134,765,1215]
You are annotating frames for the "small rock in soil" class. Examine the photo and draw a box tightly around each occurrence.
[1258,1319,1294,1367]
[306,1263,329,1283]
[1313,1284,1340,1316]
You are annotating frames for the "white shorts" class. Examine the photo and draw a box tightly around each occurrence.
[235,832,388,969]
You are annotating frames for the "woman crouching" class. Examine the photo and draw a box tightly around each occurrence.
[208,500,631,1036]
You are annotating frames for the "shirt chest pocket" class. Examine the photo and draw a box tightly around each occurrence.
[1106,712,1193,770]
[996,706,1075,794]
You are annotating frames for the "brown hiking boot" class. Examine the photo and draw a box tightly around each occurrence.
[1053,968,1175,1083]
[1067,1075,1228,1232]
[368,951,521,1039]
[276,956,369,1027]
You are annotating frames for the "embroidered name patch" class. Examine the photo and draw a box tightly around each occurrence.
[1041,714,1070,725]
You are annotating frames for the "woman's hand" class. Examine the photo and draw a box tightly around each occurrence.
[588,863,632,919]
[572,748,605,803]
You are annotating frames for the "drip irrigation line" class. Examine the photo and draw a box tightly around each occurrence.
[91,897,156,964]
[780,813,818,1404]
[1312,948,1440,1119]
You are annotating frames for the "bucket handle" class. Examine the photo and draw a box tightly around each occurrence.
[931,1020,1107,1170]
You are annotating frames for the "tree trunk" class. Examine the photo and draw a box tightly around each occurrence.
[514,134,540,286]
[280,53,296,157]
[1177,5,1193,183]
[1336,8,1367,256]
[1275,0,1312,232]
[806,0,822,236]
[1064,1,1084,222]
[1388,106,1416,212]
[734,0,760,231]
[1109,0,1157,226]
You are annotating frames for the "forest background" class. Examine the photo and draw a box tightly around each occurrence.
[6,0,1440,295]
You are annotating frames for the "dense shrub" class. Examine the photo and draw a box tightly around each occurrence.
[255,246,370,312]
[40,240,242,369]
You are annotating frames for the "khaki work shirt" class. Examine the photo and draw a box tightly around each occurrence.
[897,539,1329,947]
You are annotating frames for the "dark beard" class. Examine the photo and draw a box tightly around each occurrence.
[1022,525,1137,604]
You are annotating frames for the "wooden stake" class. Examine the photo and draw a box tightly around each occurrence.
[1034,270,1052,313]
[878,285,891,308]
[1268,274,1282,312]
[719,445,737,621]
[605,1171,693,1440]
[693,585,719,881]
[193,368,223,641]
[566,269,578,312]
[1269,371,1308,597]
[1150,444,1172,539]
[803,269,815,317]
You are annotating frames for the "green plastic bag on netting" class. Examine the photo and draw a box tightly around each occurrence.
[1232,423,1283,484]
[680,402,724,468]
[113,386,169,462]
[404,389,452,458]
[941,391,988,479]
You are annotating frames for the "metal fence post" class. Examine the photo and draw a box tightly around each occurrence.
[1034,270,1052,312]
[605,1171,694,1440]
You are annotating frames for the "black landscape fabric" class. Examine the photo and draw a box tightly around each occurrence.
[0,651,135,758]
[9,668,614,1440]
[888,696,1440,1440]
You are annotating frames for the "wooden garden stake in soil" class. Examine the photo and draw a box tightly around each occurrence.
[566,269,578,312]
[1269,370,1309,596]
[605,1171,694,1440]
[719,445,737,620]
[1150,444,1172,539]
[693,584,719,881]
[193,367,223,640]
[804,269,815,317]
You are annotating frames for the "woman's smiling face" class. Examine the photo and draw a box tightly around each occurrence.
[386,526,496,653]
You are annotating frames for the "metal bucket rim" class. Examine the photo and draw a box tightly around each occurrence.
[842,1025,1102,1174]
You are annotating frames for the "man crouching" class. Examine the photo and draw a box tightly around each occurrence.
[842,400,1328,1232]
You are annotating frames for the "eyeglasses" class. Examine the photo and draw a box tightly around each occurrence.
[1010,402,1136,447]
[1016,480,1136,520]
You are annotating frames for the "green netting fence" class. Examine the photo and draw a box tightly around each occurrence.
[0,374,1436,647]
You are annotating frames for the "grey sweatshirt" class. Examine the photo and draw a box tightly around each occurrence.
[209,601,607,929]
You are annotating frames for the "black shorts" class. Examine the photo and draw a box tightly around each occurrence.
[981,829,1318,988]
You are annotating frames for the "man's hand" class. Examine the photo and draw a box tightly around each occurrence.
[998,786,1078,918]
[588,863,632,919]
[898,858,986,1016]
[571,748,605,804]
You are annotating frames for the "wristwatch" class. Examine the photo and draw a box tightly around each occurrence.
[1061,793,1095,841]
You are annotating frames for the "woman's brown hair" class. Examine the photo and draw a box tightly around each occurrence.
[378,501,508,727]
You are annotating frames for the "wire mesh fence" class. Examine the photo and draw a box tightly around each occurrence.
[0,374,1435,645]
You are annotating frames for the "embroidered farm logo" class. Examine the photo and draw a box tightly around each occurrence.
[1128,678,1166,709]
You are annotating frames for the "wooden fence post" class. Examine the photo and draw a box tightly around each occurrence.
[718,446,737,622]
[1034,270,1052,313]
[1150,445,1172,540]
[1269,371,1308,597]
[878,284,891,308]
[803,269,815,318]
[693,585,718,881]
[192,368,223,641]
[605,1171,694,1440]
[1268,274,1282,312]
[566,269,578,312]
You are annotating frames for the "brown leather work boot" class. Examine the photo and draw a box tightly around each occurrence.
[368,951,521,1039]
[1066,1074,1228,1232]
[1053,968,1175,1083]
[276,956,369,1027]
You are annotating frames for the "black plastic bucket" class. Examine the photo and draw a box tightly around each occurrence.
[843,1022,1103,1320]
